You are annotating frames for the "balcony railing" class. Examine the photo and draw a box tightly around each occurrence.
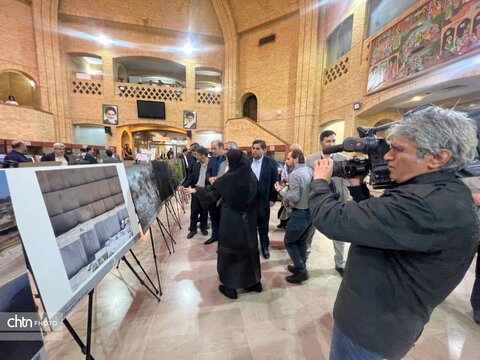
[71,79,103,95]
[196,89,221,105]
[324,55,350,85]
[116,83,184,102]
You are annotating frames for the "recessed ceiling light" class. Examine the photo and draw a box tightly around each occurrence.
[412,96,424,101]
[96,35,111,46]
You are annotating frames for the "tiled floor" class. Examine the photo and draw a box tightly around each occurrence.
[45,202,480,359]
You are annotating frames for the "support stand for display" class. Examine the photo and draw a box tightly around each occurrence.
[63,289,96,360]
[149,227,163,296]
[128,249,160,294]
[165,198,181,230]
[120,256,161,301]
[174,190,186,214]
[156,216,175,253]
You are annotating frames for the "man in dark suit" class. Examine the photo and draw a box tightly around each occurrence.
[41,143,69,165]
[84,146,98,164]
[204,140,227,245]
[5,140,32,163]
[250,139,278,259]
[180,146,209,239]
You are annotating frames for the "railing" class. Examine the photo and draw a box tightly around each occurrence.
[71,79,103,95]
[196,89,221,105]
[324,54,350,85]
[116,83,184,102]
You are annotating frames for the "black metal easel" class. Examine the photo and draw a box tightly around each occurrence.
[148,227,162,296]
[127,249,160,295]
[120,255,161,301]
[63,289,96,360]
[156,215,176,253]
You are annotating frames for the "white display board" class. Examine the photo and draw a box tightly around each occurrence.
[6,164,140,324]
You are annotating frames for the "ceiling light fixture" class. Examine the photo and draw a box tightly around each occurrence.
[96,35,111,46]
[181,42,194,55]
[411,96,424,102]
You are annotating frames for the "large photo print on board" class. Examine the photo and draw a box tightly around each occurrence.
[151,160,175,203]
[0,171,45,360]
[6,164,140,323]
[125,163,162,234]
[35,166,135,292]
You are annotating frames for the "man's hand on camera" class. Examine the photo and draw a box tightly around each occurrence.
[314,158,333,181]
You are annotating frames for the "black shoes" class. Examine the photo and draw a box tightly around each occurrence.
[218,285,238,299]
[287,264,297,273]
[201,229,208,236]
[245,282,263,293]
[474,309,480,325]
[187,231,196,239]
[261,247,270,259]
[204,237,218,245]
[335,266,345,277]
[286,270,309,284]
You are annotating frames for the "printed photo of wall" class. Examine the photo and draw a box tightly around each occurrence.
[35,166,135,292]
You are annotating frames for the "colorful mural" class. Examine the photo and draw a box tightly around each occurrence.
[367,0,480,93]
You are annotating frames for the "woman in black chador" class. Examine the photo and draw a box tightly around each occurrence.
[184,149,262,299]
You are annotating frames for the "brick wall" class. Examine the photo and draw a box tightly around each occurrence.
[237,13,299,144]
[0,104,55,141]
[0,0,38,79]
[225,117,288,148]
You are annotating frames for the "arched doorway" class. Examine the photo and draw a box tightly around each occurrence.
[243,94,258,121]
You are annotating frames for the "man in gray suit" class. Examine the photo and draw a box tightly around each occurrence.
[305,130,349,276]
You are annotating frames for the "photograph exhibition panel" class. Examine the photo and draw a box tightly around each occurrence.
[6,164,140,324]
[151,160,175,203]
[0,170,46,360]
[125,163,162,234]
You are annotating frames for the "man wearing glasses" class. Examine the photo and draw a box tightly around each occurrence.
[309,105,479,359]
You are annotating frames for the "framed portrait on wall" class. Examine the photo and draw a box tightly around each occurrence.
[183,110,197,129]
[103,104,118,125]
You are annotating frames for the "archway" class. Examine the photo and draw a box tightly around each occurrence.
[242,93,257,121]
[0,70,40,108]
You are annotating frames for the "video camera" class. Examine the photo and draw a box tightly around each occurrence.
[324,122,397,189]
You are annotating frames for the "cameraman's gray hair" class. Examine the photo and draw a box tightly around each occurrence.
[225,141,238,149]
[386,105,477,171]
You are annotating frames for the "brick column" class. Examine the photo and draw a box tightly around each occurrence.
[293,0,320,154]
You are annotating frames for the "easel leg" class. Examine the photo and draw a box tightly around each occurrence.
[149,227,163,296]
[86,290,94,360]
[157,216,176,253]
[121,256,161,301]
[129,249,159,294]
[63,289,96,360]
[156,217,172,254]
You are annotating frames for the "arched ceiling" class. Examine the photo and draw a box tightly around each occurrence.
[58,0,223,38]
[227,0,299,33]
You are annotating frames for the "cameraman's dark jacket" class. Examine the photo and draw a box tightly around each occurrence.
[309,170,479,359]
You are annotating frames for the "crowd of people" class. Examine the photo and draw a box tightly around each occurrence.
[178,105,479,360]
[2,104,480,359]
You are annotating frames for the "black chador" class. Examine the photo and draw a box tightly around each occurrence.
[196,149,262,295]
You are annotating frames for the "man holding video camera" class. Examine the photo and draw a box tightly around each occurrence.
[309,105,479,359]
